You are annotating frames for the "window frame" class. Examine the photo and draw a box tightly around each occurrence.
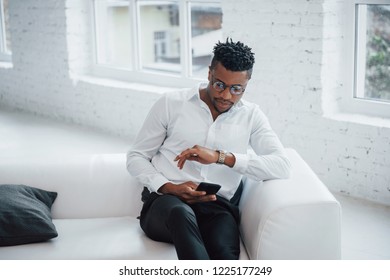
[90,0,222,88]
[345,0,390,119]
[0,0,11,62]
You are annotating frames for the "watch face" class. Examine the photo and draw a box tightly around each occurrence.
[217,150,226,164]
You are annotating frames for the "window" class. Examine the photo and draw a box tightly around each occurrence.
[0,0,11,62]
[351,1,390,118]
[92,0,222,87]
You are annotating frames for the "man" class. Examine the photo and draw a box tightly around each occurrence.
[127,38,291,260]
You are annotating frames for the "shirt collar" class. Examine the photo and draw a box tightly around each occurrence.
[187,83,204,101]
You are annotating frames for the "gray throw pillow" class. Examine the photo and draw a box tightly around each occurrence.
[0,184,58,246]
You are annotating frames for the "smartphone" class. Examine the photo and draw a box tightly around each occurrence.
[196,182,221,195]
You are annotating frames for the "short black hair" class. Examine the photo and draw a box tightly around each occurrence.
[210,38,255,77]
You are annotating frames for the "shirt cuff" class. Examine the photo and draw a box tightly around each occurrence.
[231,153,249,174]
[150,175,170,194]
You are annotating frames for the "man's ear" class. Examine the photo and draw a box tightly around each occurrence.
[207,66,212,82]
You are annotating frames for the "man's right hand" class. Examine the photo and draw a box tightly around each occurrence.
[158,181,217,204]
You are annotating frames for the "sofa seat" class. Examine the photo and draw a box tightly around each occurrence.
[1,216,248,260]
[1,217,174,260]
[0,149,341,260]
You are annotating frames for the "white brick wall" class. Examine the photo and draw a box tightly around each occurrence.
[0,0,160,138]
[0,0,389,205]
[221,0,390,205]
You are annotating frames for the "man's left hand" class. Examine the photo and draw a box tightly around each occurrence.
[174,145,218,169]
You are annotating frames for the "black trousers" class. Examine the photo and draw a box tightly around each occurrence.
[139,182,243,260]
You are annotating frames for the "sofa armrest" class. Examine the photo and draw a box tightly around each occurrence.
[239,148,341,260]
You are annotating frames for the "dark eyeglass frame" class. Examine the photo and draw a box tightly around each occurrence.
[211,74,246,95]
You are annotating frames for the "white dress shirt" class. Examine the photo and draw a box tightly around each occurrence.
[127,84,291,200]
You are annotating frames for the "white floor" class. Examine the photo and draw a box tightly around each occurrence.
[1,107,389,260]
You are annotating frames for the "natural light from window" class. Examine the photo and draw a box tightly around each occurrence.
[92,0,222,85]
[0,0,12,62]
[355,4,390,104]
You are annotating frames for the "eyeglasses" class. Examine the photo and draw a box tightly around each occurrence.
[211,75,246,95]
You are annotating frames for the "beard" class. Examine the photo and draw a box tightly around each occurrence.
[212,98,234,113]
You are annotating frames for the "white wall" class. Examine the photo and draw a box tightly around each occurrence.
[221,0,390,205]
[0,0,389,205]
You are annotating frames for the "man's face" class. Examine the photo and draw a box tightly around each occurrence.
[207,62,250,114]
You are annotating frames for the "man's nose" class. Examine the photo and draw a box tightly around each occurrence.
[219,87,232,99]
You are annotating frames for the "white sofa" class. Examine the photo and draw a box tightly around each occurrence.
[0,148,341,260]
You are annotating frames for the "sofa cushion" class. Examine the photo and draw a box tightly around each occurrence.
[0,154,143,219]
[0,216,249,259]
[0,184,58,246]
[0,217,177,259]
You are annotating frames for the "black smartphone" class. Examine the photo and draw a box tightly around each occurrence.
[196,182,221,195]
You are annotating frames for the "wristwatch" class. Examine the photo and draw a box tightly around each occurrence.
[216,150,226,164]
